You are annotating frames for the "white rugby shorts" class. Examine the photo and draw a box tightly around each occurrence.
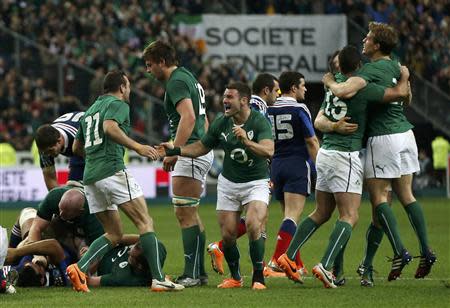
[365,130,419,179]
[85,169,143,214]
[172,151,214,186]
[315,148,364,194]
[216,174,270,212]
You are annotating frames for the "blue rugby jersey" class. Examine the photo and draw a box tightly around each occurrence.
[267,97,315,160]
[250,95,269,120]
[39,112,84,168]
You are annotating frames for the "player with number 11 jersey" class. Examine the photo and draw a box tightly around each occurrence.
[76,94,129,185]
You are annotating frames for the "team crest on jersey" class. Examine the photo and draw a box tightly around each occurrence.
[247,130,254,140]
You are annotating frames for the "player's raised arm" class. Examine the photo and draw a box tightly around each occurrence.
[381,66,410,104]
[323,73,366,99]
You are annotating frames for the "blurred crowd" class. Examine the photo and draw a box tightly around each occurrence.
[0,0,449,152]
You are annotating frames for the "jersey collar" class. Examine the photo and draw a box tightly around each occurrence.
[251,95,267,107]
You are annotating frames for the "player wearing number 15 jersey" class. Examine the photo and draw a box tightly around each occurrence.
[266,72,319,279]
[143,40,213,287]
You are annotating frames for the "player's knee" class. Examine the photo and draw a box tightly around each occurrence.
[245,217,262,239]
[340,212,359,227]
[310,209,331,225]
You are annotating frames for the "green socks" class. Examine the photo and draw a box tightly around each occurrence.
[249,237,265,271]
[77,235,112,273]
[181,225,201,278]
[140,232,165,281]
[376,202,404,256]
[223,243,241,280]
[362,223,384,267]
[286,217,319,260]
[199,230,207,277]
[404,201,430,255]
[321,220,352,270]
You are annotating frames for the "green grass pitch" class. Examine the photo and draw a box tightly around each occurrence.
[1,197,449,307]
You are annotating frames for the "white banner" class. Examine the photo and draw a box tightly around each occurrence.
[202,14,347,81]
[0,168,48,201]
[0,166,157,202]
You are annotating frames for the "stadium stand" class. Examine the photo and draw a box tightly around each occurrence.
[0,0,448,152]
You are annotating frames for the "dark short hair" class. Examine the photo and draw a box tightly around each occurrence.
[226,82,252,101]
[368,22,398,55]
[328,49,341,74]
[103,70,127,93]
[252,73,278,95]
[17,265,43,287]
[339,45,361,74]
[279,71,305,94]
[35,124,60,150]
[142,40,178,67]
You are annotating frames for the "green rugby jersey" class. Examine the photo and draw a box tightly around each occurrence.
[76,95,129,184]
[165,67,207,144]
[36,185,104,244]
[98,242,166,287]
[357,59,413,137]
[201,109,273,183]
[321,74,385,152]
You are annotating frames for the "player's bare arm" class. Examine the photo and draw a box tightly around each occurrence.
[173,99,196,147]
[232,126,274,159]
[305,135,320,163]
[323,73,366,99]
[5,239,65,265]
[158,140,210,159]
[103,119,159,160]
[163,98,197,171]
[26,216,50,243]
[314,110,358,135]
[42,165,58,191]
[72,138,85,158]
[381,66,410,104]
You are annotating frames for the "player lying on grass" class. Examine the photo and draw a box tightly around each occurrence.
[86,236,167,288]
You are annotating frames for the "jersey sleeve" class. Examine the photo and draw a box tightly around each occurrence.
[201,117,221,149]
[363,83,386,104]
[104,100,129,125]
[297,108,316,138]
[36,188,65,221]
[166,79,191,107]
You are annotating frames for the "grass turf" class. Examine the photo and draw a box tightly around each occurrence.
[1,197,449,307]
